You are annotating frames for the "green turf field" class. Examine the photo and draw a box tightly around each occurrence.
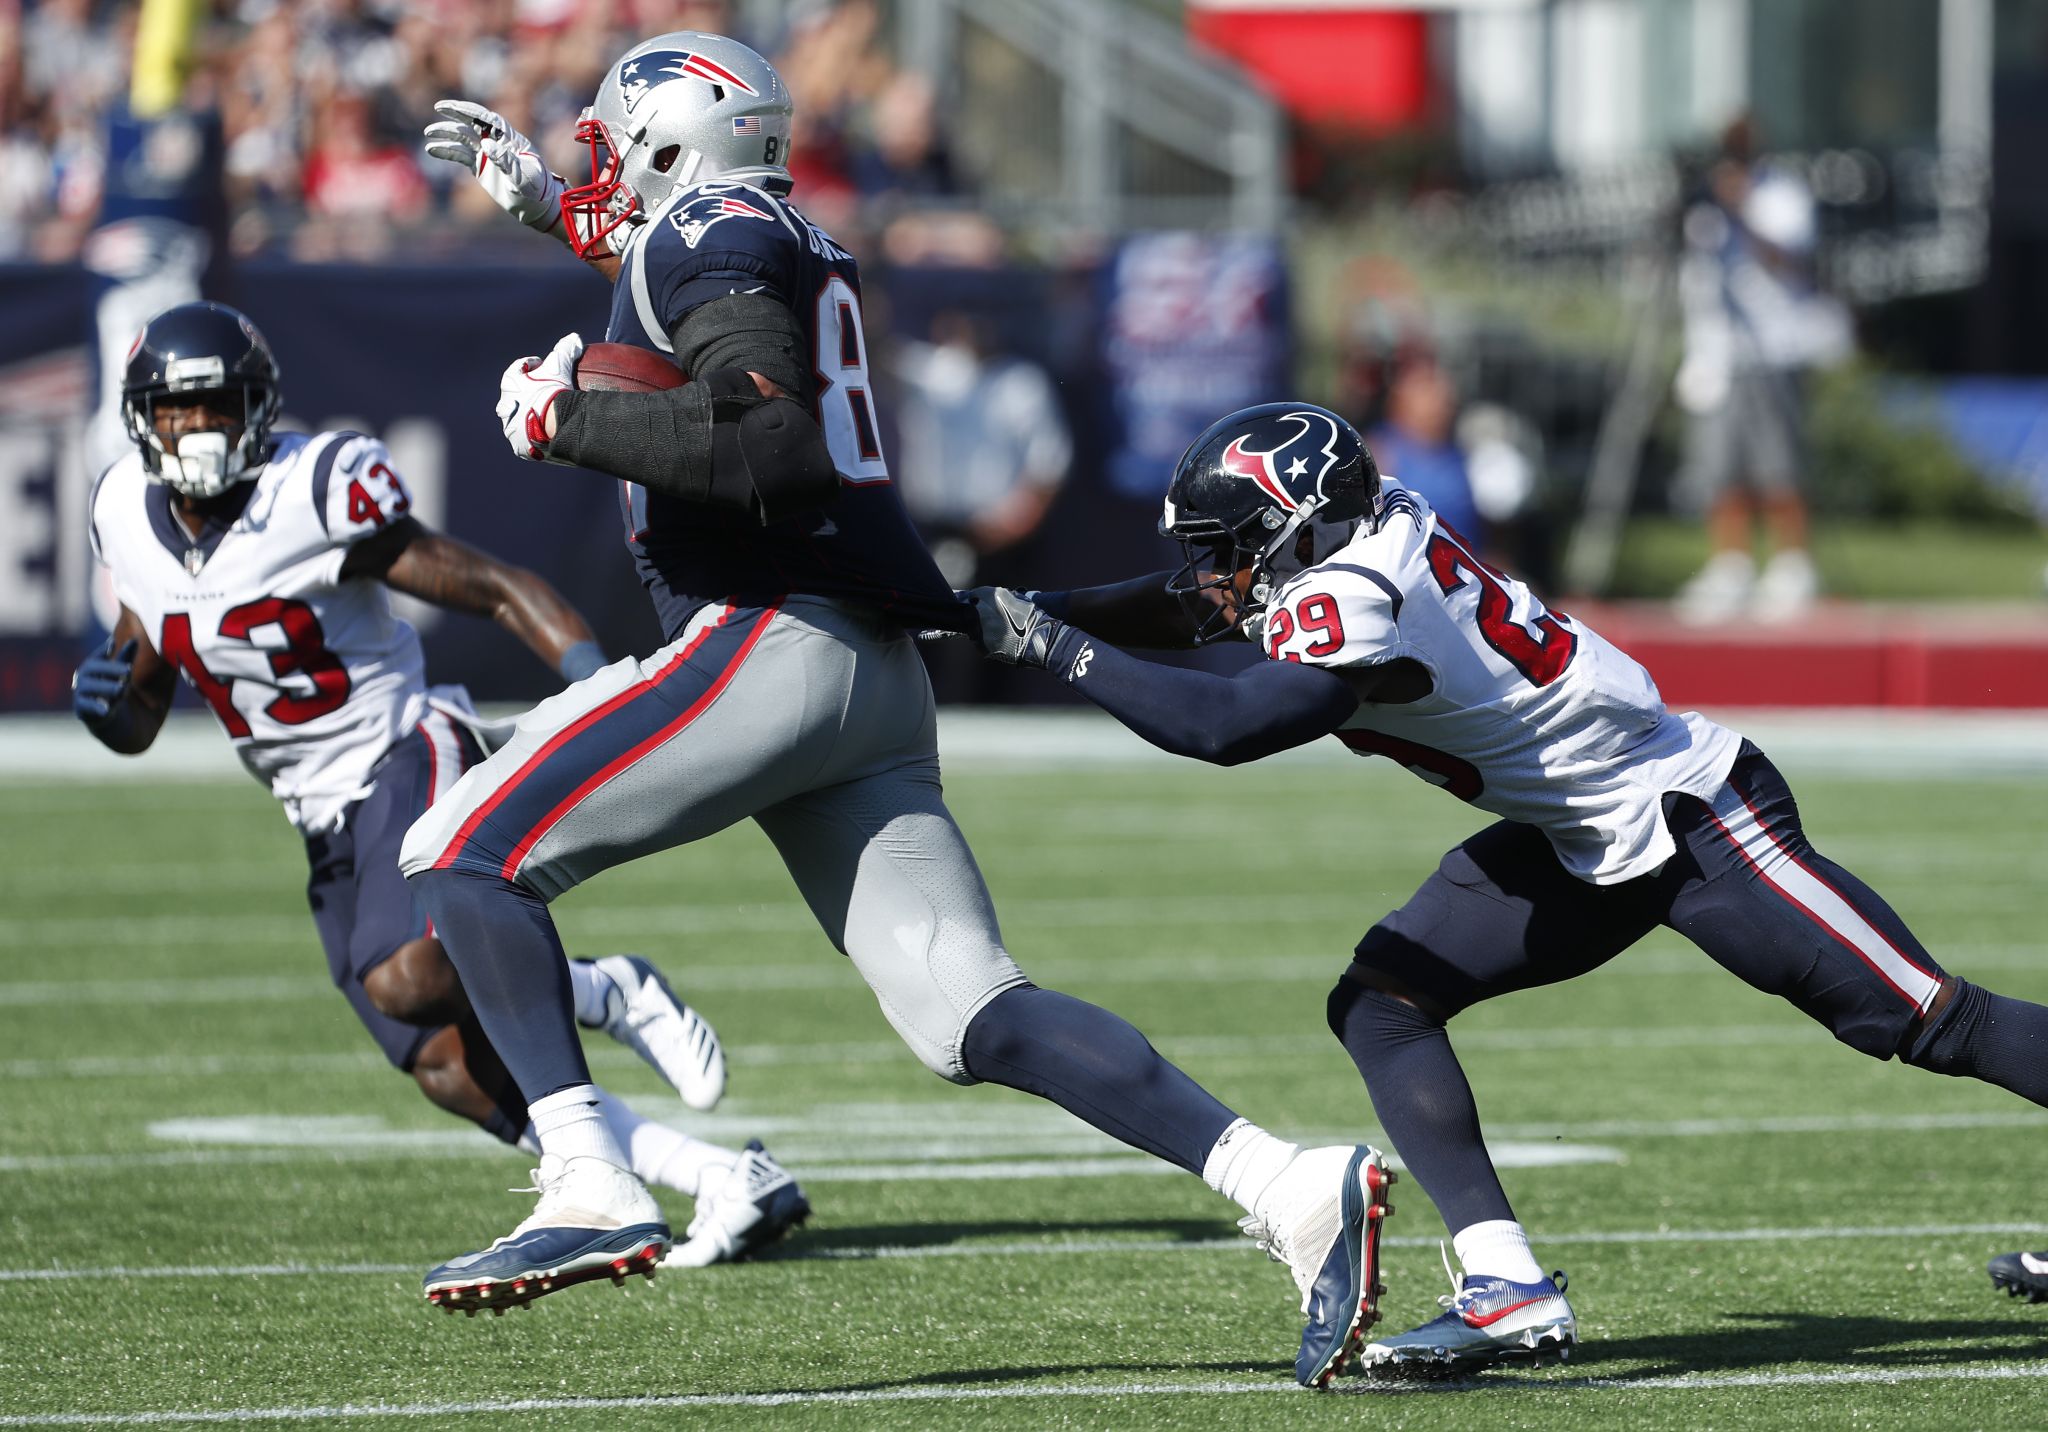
[5,723,2048,1428]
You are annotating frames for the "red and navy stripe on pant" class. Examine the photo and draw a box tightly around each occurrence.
[1352,742,1948,1060]
[426,601,780,885]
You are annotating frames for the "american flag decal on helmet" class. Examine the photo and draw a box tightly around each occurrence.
[732,116,763,135]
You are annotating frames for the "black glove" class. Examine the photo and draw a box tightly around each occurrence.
[967,586,1065,669]
[73,637,138,728]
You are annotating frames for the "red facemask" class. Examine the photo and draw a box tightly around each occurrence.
[561,114,639,259]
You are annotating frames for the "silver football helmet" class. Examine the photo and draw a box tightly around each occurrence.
[563,32,794,258]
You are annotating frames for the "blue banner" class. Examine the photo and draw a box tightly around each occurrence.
[1099,233,1291,501]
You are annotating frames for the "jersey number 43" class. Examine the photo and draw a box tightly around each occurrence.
[159,600,351,738]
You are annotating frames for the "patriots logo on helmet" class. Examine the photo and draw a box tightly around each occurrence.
[1218,409,1345,512]
[617,50,760,113]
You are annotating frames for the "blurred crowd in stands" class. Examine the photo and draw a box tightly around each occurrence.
[0,0,984,262]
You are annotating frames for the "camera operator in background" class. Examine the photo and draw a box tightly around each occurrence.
[1672,113,1852,625]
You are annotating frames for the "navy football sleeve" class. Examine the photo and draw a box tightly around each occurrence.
[1041,626,1359,766]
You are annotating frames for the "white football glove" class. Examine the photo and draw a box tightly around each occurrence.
[497,332,584,461]
[423,100,564,233]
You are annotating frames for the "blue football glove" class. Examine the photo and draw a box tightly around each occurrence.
[72,638,138,727]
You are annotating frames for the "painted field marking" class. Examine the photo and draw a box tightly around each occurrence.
[9,1363,2048,1425]
[4,937,2043,1002]
[0,1022,1858,1081]
[5,1219,2046,1286]
[5,1101,2043,1177]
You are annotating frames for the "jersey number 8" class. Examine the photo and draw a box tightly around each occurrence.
[811,275,889,485]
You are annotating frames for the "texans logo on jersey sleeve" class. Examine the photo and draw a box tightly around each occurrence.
[617,50,759,113]
[1219,410,1346,511]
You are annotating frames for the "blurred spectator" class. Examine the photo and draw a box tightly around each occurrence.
[851,73,956,202]
[1367,350,1486,544]
[0,0,958,261]
[298,90,428,257]
[0,13,54,259]
[1672,113,1852,625]
[891,306,1070,701]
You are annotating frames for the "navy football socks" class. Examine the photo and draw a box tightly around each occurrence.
[1328,978,1518,1231]
[1908,978,2048,1105]
[408,868,592,1104]
[960,985,1237,1175]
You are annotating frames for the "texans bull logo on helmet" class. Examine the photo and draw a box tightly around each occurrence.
[1218,409,1347,514]
[617,50,759,113]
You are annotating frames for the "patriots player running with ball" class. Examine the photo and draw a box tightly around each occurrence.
[412,33,1392,1386]
[81,301,802,1269]
[971,401,2048,1378]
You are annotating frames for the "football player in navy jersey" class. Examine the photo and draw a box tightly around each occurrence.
[80,300,802,1270]
[411,33,1393,1387]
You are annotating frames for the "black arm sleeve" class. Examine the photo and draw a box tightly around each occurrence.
[546,293,837,524]
[1040,625,1359,766]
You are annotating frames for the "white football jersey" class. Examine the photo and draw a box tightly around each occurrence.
[91,431,430,833]
[1262,486,1741,884]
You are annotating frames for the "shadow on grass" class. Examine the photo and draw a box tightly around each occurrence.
[1318,1311,2048,1395]
[1571,1309,2048,1379]
[758,1216,1232,1260]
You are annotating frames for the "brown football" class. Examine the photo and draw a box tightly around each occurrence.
[575,342,687,392]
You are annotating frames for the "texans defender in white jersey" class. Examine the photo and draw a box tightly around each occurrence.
[413,33,1394,1386]
[80,301,809,1269]
[971,401,2048,1377]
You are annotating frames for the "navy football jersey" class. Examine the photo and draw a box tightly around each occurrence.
[607,179,964,638]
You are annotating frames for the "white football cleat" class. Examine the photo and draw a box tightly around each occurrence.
[423,1154,669,1314]
[593,954,726,1111]
[1751,548,1819,624]
[1237,1144,1394,1387]
[1358,1247,1575,1379]
[663,1140,811,1268]
[1674,550,1755,626]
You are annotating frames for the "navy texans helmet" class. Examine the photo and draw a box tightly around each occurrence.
[1161,402,1381,643]
[122,301,282,499]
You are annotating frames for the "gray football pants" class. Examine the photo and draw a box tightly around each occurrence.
[399,596,1029,1080]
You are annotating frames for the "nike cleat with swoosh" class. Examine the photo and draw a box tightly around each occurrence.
[1990,1250,2048,1303]
[1238,1144,1396,1388]
[1358,1263,1574,1379]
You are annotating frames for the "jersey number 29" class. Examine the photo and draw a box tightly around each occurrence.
[1425,527,1576,687]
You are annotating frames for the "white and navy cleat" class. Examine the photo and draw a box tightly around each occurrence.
[424,1153,669,1315]
[592,954,726,1111]
[1238,1144,1395,1388]
[663,1140,811,1268]
[1990,1251,2048,1303]
[1358,1253,1575,1379]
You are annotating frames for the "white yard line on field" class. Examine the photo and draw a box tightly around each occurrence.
[5,707,2048,781]
[4,1101,2043,1177]
[5,1220,2047,1286]
[10,1363,2048,1425]
[0,1022,1851,1080]
[1,938,2041,1000]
